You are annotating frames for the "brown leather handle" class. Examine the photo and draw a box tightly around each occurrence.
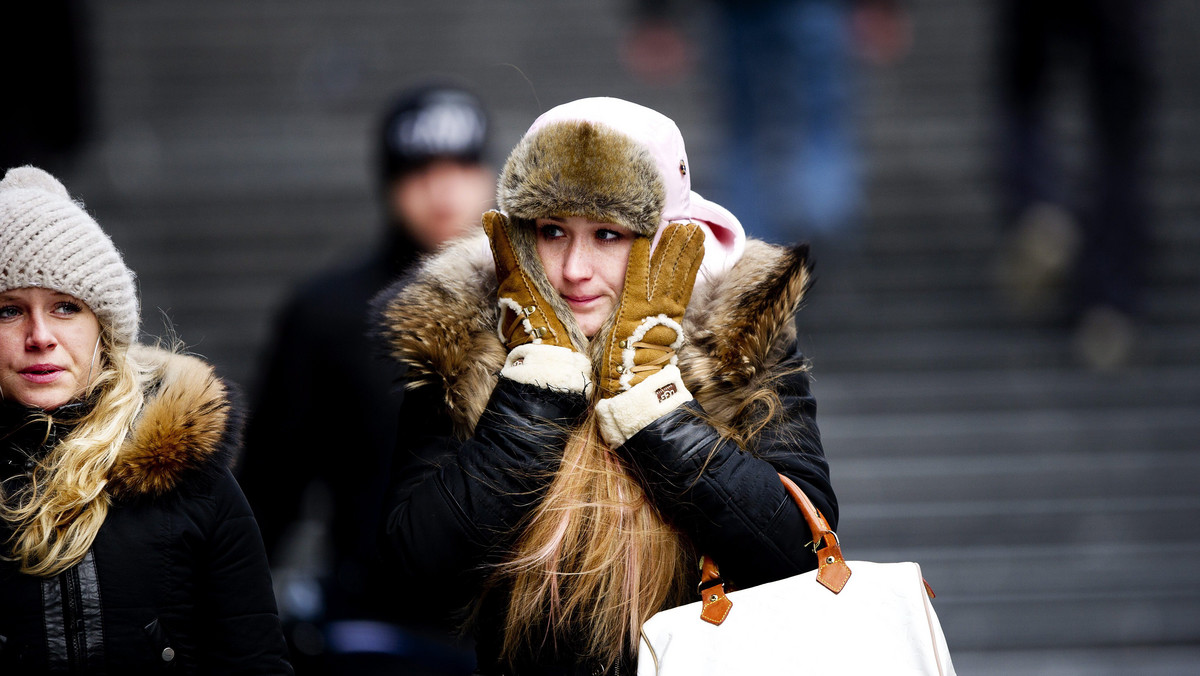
[696,474,852,625]
[778,474,851,594]
[777,473,833,545]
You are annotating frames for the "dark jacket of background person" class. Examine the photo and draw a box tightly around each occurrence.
[0,1,90,173]
[376,232,837,675]
[239,227,414,621]
[0,348,292,675]
[238,84,490,675]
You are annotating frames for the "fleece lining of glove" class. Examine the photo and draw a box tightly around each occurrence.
[595,364,693,447]
[500,344,594,396]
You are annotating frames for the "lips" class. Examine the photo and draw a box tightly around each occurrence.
[564,295,602,306]
[19,364,64,384]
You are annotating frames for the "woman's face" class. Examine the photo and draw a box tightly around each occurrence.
[535,216,635,338]
[0,288,102,411]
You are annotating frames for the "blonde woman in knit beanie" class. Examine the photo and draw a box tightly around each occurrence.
[375,98,837,675]
[0,166,292,674]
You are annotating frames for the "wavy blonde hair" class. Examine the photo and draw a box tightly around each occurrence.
[494,409,695,668]
[0,326,151,577]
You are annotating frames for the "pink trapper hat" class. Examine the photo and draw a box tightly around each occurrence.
[523,97,746,278]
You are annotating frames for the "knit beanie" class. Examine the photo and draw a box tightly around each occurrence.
[0,166,140,345]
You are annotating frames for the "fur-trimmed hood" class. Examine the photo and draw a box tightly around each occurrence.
[374,231,812,441]
[106,346,239,499]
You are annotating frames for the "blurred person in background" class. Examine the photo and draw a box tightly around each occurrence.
[238,84,492,676]
[624,0,909,253]
[0,166,291,674]
[0,2,90,175]
[375,97,837,675]
[994,0,1155,370]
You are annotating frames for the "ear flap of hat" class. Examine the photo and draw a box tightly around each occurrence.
[497,120,664,236]
[503,215,590,351]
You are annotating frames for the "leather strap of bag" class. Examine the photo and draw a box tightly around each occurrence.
[778,474,852,594]
[696,474,852,626]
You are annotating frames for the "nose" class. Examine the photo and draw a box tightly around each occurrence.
[560,238,594,282]
[26,313,57,351]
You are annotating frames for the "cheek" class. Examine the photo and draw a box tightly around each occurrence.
[0,333,19,364]
[534,241,563,285]
[67,323,102,363]
[604,248,632,293]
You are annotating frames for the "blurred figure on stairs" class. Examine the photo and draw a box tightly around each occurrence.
[994,0,1157,371]
[624,0,910,258]
[238,82,494,676]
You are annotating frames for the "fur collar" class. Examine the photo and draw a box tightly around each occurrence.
[106,346,238,499]
[376,231,812,442]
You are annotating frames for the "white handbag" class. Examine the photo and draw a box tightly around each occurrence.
[638,475,956,675]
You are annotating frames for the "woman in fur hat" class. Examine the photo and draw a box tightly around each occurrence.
[0,166,292,674]
[378,98,837,675]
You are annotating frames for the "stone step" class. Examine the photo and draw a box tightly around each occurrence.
[846,543,1200,651]
[820,402,1200,457]
[811,365,1200,414]
[799,325,1198,372]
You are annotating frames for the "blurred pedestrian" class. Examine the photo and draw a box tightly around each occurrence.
[0,166,291,674]
[238,83,491,675]
[376,97,837,675]
[625,0,909,250]
[994,0,1155,370]
[0,2,91,174]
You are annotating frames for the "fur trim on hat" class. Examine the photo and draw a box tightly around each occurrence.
[497,120,665,237]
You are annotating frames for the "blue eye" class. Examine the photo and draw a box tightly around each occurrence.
[52,302,83,316]
[539,224,565,240]
[596,229,623,242]
[0,305,20,319]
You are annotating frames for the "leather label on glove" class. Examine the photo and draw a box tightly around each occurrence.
[655,383,677,402]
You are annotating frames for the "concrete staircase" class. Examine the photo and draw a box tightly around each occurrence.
[60,0,1200,672]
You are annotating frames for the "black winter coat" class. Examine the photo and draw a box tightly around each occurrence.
[376,234,837,676]
[239,231,413,622]
[0,348,292,675]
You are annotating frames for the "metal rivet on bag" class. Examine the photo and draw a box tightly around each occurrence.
[826,556,836,564]
[162,647,175,662]
[709,594,718,603]
[619,339,628,348]
[525,306,536,316]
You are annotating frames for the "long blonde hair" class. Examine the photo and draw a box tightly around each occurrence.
[0,327,150,577]
[495,409,694,668]
[491,353,808,667]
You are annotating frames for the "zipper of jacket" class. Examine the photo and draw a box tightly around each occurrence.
[63,566,85,671]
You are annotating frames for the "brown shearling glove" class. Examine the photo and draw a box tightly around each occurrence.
[483,210,574,352]
[597,222,705,398]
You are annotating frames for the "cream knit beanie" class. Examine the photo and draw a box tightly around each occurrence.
[0,166,140,345]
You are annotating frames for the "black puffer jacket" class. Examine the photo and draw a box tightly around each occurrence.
[376,234,836,675]
[0,347,292,675]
